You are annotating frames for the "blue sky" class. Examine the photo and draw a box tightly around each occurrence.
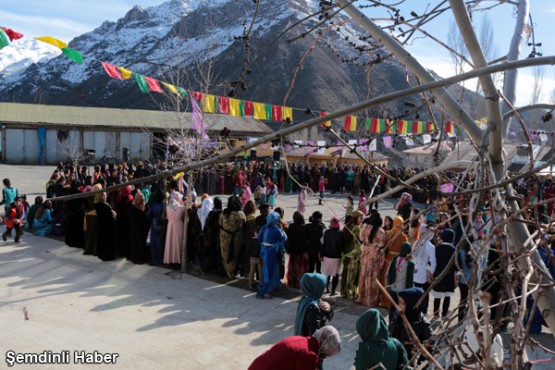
[2,0,554,106]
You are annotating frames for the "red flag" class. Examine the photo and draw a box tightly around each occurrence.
[2,27,23,41]
[101,62,123,80]
[320,111,331,128]
[191,91,202,101]
[243,101,254,116]
[144,76,164,93]
[371,118,378,133]
[344,115,357,131]
[218,96,230,114]
[445,121,452,134]
[272,105,282,122]
[426,121,432,132]
[412,121,419,134]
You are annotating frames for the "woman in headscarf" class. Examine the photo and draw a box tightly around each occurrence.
[241,200,257,277]
[199,197,223,274]
[357,212,386,307]
[219,195,246,279]
[297,184,307,214]
[248,326,341,370]
[147,189,165,266]
[387,242,415,291]
[64,179,85,248]
[241,182,254,206]
[343,210,363,299]
[389,288,433,357]
[163,192,186,265]
[321,216,343,296]
[115,185,134,258]
[285,211,309,289]
[381,216,408,307]
[26,196,43,231]
[294,273,334,336]
[256,212,287,299]
[395,192,412,222]
[95,192,117,262]
[354,309,408,370]
[412,224,436,315]
[127,192,150,264]
[33,200,54,236]
[431,228,457,318]
[306,211,326,273]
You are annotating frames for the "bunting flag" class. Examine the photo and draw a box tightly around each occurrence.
[242,101,254,116]
[264,104,272,120]
[229,98,241,117]
[426,121,434,132]
[317,141,326,154]
[253,102,267,120]
[178,87,188,97]
[162,82,179,95]
[365,117,372,131]
[383,136,393,148]
[272,105,282,122]
[282,106,293,123]
[191,95,207,138]
[101,62,123,80]
[412,121,419,134]
[445,121,452,135]
[133,73,149,93]
[218,96,230,114]
[369,139,377,152]
[61,48,83,64]
[388,120,396,134]
[358,138,369,152]
[191,91,202,101]
[0,28,9,50]
[2,27,23,41]
[344,115,357,131]
[320,111,331,127]
[144,76,163,93]
[202,94,217,113]
[118,66,132,79]
[423,134,432,144]
[35,36,67,49]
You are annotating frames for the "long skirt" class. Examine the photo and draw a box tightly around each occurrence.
[286,253,308,289]
[344,253,360,299]
[257,245,281,298]
[357,246,384,307]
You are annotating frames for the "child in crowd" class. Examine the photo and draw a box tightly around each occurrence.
[344,195,354,219]
[248,226,262,290]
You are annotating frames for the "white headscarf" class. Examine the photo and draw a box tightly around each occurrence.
[197,197,213,231]
[313,326,341,358]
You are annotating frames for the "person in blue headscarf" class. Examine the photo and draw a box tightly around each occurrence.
[294,273,334,336]
[256,212,287,299]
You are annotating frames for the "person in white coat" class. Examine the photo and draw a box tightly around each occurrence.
[412,224,437,315]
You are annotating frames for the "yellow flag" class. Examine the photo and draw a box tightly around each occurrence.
[118,66,132,79]
[35,36,67,49]
[229,98,241,116]
[282,106,293,123]
[253,102,266,120]
[202,94,216,113]
[162,82,179,95]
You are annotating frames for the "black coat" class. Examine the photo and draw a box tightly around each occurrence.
[433,242,456,293]
[322,228,343,259]
[306,221,325,257]
[286,223,308,255]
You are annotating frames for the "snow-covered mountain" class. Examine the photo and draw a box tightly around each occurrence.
[0,0,484,122]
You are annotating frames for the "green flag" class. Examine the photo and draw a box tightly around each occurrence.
[0,28,10,50]
[61,47,83,64]
[134,73,149,94]
[178,87,188,97]
[264,104,272,120]
[365,117,372,131]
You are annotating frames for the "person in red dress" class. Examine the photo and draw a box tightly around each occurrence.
[248,326,341,370]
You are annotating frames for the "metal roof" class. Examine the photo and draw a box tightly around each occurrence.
[0,103,273,136]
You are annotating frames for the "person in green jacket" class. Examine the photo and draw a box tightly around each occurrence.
[354,308,408,370]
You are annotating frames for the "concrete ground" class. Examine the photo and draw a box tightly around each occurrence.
[0,164,554,369]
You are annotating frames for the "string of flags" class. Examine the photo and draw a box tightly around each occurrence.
[1,25,477,135]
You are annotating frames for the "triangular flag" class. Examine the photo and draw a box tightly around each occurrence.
[118,66,132,79]
[101,62,123,80]
[218,96,230,114]
[144,76,164,93]
[61,48,83,64]
[134,73,149,94]
[178,87,188,97]
[272,105,283,122]
[229,98,241,116]
[0,28,9,50]
[202,94,217,113]
[282,106,293,123]
[35,36,67,49]
[2,27,23,41]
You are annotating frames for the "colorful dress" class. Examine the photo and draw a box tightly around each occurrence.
[343,224,361,299]
[356,226,385,307]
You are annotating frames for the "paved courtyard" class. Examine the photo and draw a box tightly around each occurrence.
[0,164,554,369]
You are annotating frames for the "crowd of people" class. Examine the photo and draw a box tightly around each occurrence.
[6,156,555,369]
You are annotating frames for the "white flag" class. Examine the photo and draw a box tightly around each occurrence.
[405,137,414,146]
[423,134,431,144]
[294,140,303,148]
[540,134,549,143]
[369,139,377,152]
[348,139,357,146]
[317,141,326,154]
